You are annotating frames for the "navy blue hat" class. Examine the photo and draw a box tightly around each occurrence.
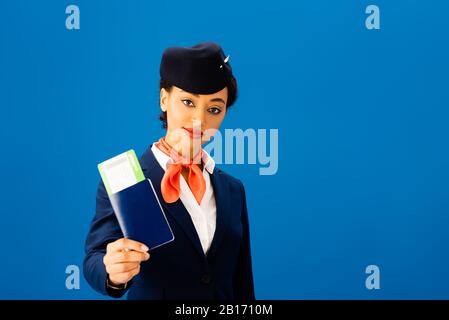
[160,42,233,94]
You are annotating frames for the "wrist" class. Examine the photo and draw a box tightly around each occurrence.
[107,276,128,290]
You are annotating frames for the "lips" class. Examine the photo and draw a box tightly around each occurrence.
[183,127,202,138]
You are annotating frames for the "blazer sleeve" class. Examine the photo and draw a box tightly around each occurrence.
[83,181,129,298]
[233,184,256,300]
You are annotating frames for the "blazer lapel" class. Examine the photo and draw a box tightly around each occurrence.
[206,169,231,260]
[139,146,205,259]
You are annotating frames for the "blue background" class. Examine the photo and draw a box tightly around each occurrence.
[0,0,448,299]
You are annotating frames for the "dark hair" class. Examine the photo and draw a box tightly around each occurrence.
[158,77,238,129]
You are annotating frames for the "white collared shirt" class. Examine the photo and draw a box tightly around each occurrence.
[151,143,217,255]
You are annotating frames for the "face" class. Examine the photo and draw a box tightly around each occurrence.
[160,85,228,159]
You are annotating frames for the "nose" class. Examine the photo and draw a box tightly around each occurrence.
[192,109,206,130]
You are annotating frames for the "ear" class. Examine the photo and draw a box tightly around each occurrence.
[160,88,169,112]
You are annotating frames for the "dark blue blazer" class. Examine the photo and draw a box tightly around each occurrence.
[83,146,255,300]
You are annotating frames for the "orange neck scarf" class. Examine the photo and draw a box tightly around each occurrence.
[155,137,206,205]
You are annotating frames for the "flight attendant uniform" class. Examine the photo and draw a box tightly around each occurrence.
[83,42,255,300]
[152,143,217,255]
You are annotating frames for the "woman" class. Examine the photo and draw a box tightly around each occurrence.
[84,42,255,300]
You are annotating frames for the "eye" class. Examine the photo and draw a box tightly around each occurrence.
[208,107,222,115]
[182,99,195,107]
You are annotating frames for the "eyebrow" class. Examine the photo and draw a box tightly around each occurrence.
[180,90,226,105]
[209,98,226,104]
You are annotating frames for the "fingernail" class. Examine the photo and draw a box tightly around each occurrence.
[141,245,149,252]
[145,253,150,259]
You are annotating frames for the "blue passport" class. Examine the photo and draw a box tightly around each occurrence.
[108,178,175,250]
